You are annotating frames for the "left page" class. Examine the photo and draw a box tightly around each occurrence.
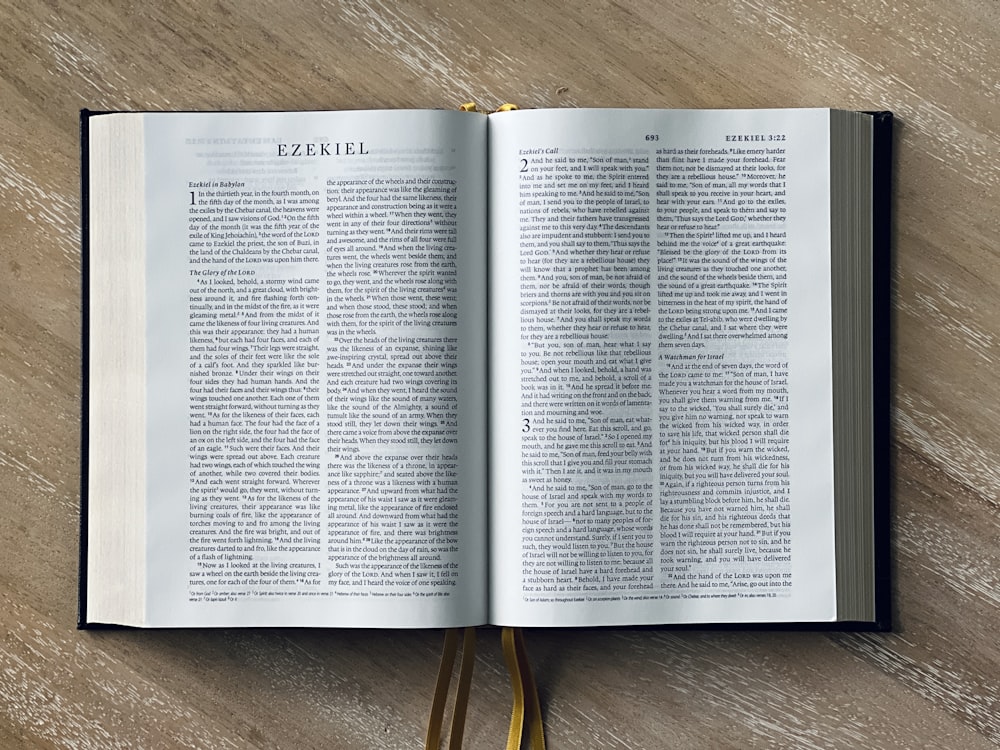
[114,110,486,627]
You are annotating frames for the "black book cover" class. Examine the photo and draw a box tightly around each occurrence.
[870,110,894,632]
[76,108,893,631]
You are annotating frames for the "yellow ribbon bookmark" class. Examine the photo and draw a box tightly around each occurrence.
[426,627,477,750]
[502,628,545,750]
[426,627,545,750]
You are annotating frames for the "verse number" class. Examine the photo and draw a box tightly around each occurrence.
[645,134,659,141]
[522,418,531,433]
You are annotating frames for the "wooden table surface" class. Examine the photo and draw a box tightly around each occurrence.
[3,1,999,747]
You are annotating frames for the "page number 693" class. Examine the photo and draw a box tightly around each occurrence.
[645,134,659,141]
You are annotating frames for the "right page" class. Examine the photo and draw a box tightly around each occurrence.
[489,108,837,626]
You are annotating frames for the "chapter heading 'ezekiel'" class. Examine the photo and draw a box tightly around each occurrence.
[277,141,369,156]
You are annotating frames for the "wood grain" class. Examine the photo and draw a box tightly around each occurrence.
[2,0,999,747]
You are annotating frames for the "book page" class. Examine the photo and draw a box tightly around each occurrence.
[140,110,487,627]
[489,109,835,626]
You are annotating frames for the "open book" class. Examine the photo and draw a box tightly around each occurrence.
[81,107,891,629]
